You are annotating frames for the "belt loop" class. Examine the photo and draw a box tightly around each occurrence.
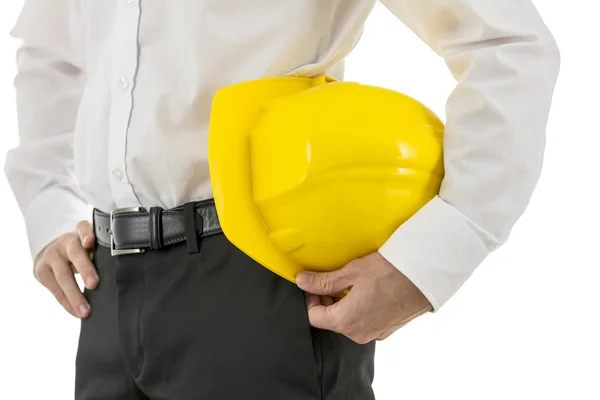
[149,207,163,250]
[183,202,201,254]
[92,209,99,251]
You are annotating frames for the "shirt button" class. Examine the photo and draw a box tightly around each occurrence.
[112,169,124,181]
[119,77,129,91]
[127,0,134,3]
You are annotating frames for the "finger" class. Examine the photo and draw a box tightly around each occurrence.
[66,237,98,290]
[296,264,357,295]
[321,295,334,307]
[305,292,322,311]
[76,221,95,249]
[52,261,90,319]
[37,266,78,318]
[306,301,343,331]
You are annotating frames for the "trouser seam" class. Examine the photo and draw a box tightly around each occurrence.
[114,262,136,382]
[136,259,147,378]
[317,330,323,400]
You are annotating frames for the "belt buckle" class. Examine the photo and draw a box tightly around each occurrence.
[110,207,145,256]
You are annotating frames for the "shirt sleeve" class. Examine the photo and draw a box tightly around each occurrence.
[377,0,560,310]
[4,0,91,260]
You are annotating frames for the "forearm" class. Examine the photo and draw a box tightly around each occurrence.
[6,0,90,259]
[379,0,560,309]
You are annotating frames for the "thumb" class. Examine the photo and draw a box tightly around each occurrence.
[296,263,356,295]
[76,221,95,249]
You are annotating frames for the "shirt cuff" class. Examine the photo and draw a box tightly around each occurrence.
[378,195,493,311]
[23,187,92,260]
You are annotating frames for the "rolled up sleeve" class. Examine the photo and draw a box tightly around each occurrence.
[378,0,561,310]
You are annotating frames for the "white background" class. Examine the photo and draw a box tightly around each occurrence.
[1,1,599,399]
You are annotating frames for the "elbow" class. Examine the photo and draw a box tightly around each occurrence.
[535,25,561,81]
[3,148,22,191]
[547,36,561,74]
[4,149,15,180]
[3,149,22,205]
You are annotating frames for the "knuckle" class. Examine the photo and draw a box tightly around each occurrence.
[45,252,64,268]
[320,274,333,292]
[351,334,371,345]
[65,237,82,255]
[76,220,89,232]
[75,260,93,275]
[51,246,62,256]
[67,234,80,247]
[61,232,77,243]
[53,266,73,283]
[34,264,50,283]
[45,242,60,256]
[77,260,93,271]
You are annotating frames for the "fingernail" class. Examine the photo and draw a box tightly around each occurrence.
[296,272,312,286]
[79,304,90,317]
[84,275,98,288]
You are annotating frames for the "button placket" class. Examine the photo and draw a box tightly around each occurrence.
[119,77,129,91]
[108,0,142,207]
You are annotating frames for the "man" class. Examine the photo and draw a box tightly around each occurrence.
[5,0,559,399]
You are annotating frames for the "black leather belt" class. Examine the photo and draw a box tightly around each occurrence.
[93,199,222,256]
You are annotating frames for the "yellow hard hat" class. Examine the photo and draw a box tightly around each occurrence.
[208,76,444,284]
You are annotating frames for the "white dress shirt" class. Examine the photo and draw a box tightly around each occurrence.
[5,0,560,310]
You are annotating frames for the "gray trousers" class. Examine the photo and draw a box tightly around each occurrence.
[75,233,375,399]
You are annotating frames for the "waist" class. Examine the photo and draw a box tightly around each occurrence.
[94,199,222,256]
